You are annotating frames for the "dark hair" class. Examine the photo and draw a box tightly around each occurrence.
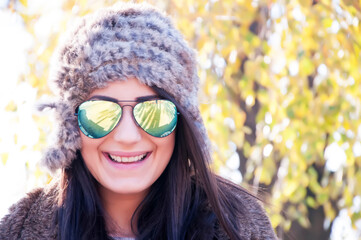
[56,86,252,240]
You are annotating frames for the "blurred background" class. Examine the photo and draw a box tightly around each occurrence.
[0,0,360,239]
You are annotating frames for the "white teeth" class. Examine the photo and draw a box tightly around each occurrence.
[109,153,147,163]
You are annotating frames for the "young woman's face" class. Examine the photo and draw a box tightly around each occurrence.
[80,78,175,198]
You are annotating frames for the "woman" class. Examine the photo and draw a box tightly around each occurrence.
[0,3,277,240]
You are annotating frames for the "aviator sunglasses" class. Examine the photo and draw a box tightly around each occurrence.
[75,97,178,139]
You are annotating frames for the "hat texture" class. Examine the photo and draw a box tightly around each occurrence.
[41,2,209,172]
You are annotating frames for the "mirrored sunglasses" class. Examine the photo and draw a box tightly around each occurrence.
[75,99,178,139]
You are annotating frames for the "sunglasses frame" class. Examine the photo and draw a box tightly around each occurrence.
[74,97,179,139]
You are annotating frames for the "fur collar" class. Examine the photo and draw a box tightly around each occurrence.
[0,181,59,239]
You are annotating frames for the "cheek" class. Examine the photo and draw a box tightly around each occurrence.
[79,134,100,168]
[157,133,176,161]
[80,133,92,152]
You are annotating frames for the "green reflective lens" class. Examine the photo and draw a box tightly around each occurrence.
[133,100,177,137]
[76,99,178,139]
[78,100,122,138]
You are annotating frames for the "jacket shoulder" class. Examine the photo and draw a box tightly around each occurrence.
[0,188,43,239]
[237,188,277,239]
[216,178,278,240]
[0,182,59,239]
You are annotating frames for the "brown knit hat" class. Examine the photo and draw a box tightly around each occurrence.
[39,2,209,172]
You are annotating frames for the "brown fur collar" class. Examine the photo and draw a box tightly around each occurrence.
[0,182,58,240]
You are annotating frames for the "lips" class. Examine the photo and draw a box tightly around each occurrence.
[105,152,149,163]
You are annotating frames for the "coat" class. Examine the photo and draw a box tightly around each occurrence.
[0,180,277,240]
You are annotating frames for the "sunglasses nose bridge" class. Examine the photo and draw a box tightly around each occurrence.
[110,104,142,142]
[119,104,138,126]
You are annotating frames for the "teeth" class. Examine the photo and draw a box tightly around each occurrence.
[109,153,147,163]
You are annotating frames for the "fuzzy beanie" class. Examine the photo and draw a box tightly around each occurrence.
[39,2,210,172]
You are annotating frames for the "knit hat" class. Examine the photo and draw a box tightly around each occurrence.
[40,2,210,172]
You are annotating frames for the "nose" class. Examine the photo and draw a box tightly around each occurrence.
[111,106,141,144]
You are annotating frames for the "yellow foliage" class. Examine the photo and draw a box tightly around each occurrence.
[324,201,337,220]
[284,179,298,197]
[5,101,17,112]
[270,213,284,228]
[1,153,9,166]
[19,0,27,7]
[355,172,361,195]
[306,196,317,208]
[299,57,315,77]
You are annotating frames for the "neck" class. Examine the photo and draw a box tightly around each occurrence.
[99,186,147,237]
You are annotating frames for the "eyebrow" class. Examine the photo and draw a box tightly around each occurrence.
[88,95,160,102]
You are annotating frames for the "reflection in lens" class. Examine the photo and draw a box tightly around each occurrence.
[134,100,177,137]
[78,100,121,138]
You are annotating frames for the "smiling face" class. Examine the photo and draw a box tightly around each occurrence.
[79,78,176,199]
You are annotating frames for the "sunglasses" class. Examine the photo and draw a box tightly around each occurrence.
[75,98,178,139]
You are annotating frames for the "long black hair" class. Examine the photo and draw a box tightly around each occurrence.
[56,86,251,240]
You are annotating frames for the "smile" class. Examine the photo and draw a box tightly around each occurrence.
[107,153,148,163]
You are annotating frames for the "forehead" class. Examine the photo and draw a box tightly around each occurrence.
[87,78,157,100]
